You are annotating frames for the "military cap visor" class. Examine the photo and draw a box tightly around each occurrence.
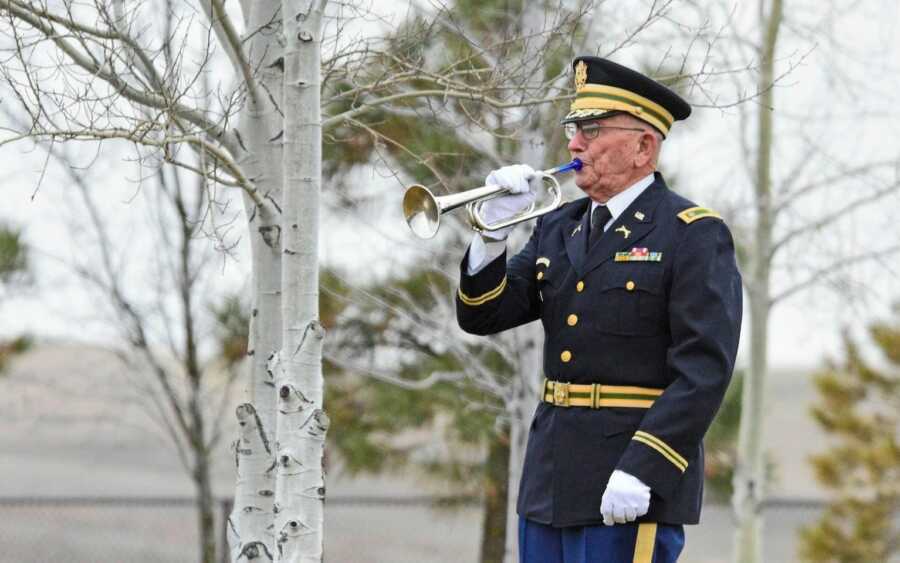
[562,57,691,136]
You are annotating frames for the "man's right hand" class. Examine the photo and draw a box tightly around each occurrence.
[480,164,536,240]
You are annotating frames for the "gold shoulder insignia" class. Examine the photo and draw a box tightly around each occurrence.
[677,206,722,224]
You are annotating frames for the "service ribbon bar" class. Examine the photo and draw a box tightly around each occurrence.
[615,250,662,262]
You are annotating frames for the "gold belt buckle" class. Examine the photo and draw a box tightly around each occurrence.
[553,382,570,407]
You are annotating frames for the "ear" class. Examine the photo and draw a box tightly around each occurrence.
[634,132,656,167]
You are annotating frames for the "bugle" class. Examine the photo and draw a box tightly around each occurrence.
[402,159,582,239]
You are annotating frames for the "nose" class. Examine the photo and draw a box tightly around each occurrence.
[567,131,585,154]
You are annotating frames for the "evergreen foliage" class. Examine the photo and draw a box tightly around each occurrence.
[210,294,251,369]
[320,0,580,502]
[799,309,900,562]
[322,263,508,484]
[703,371,744,502]
[0,224,28,288]
[0,224,31,374]
[318,3,599,560]
[0,335,32,375]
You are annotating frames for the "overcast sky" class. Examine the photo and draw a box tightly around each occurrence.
[2,0,899,372]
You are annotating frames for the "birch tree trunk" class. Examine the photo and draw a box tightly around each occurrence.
[228,1,285,559]
[731,1,782,561]
[273,1,329,561]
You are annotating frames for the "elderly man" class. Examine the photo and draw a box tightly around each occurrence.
[456,57,743,562]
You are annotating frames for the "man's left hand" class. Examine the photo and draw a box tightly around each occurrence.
[600,470,651,526]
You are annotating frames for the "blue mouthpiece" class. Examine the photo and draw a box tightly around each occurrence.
[550,158,582,175]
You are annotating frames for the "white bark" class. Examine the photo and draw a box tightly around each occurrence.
[731,2,781,561]
[228,1,285,560]
[274,1,329,562]
[230,403,277,561]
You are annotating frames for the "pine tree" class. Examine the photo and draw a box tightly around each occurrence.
[0,224,31,374]
[0,224,28,290]
[321,6,582,560]
[799,308,900,562]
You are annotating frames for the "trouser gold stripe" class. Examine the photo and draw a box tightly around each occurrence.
[632,522,658,563]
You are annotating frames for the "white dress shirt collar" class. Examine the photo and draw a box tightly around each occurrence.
[590,173,655,230]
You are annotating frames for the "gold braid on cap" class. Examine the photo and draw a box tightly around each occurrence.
[568,84,675,135]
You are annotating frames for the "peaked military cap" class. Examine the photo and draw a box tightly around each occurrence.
[562,56,691,137]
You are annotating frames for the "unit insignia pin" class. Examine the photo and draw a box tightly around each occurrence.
[634,211,645,221]
[615,225,631,239]
[571,224,582,237]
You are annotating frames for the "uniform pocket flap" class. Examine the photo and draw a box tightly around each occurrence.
[598,267,663,294]
[601,408,646,437]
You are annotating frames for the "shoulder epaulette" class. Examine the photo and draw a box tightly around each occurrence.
[677,206,722,224]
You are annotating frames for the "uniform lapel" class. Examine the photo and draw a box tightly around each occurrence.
[583,176,666,275]
[562,198,591,277]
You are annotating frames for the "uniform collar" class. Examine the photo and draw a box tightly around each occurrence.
[590,172,655,230]
[563,173,667,277]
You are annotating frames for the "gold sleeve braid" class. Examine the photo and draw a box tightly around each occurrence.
[632,431,688,473]
[457,276,507,306]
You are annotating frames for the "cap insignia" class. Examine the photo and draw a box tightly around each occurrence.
[575,61,588,91]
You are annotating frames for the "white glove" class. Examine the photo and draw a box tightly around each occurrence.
[600,470,651,526]
[479,164,536,240]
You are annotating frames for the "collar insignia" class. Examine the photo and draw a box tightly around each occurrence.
[634,211,645,221]
[615,225,631,239]
[571,224,582,237]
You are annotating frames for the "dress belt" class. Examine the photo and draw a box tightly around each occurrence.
[542,378,664,409]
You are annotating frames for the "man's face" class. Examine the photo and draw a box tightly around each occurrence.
[566,115,647,203]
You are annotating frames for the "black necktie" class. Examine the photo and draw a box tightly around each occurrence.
[589,205,612,249]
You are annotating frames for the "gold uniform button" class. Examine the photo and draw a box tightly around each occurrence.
[576,281,585,292]
[567,314,578,326]
[560,350,572,363]
[537,271,544,280]
[626,280,636,291]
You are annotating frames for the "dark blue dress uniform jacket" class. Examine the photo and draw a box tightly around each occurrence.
[456,173,742,527]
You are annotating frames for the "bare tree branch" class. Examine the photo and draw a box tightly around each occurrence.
[771,243,900,305]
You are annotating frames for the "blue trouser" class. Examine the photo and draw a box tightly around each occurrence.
[519,517,685,563]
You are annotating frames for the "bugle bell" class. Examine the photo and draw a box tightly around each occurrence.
[402,159,582,239]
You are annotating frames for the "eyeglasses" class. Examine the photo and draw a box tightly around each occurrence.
[564,121,646,141]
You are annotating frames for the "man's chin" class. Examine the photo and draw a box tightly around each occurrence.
[574,174,594,193]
